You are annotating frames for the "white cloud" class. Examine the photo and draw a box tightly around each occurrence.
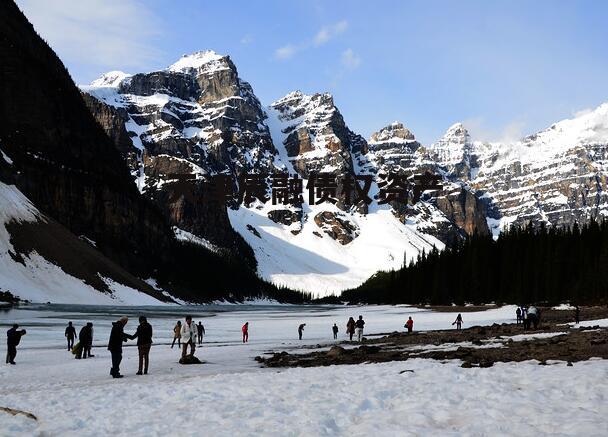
[274,20,349,61]
[463,116,526,143]
[16,0,162,72]
[341,48,361,70]
[573,108,593,118]
[275,44,297,60]
[314,20,348,46]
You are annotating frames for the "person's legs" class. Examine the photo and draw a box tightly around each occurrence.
[138,346,144,374]
[143,345,150,374]
[190,341,196,356]
[111,351,122,376]
[171,337,176,348]
[182,342,188,358]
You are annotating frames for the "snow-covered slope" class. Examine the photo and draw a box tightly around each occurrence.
[0,181,166,304]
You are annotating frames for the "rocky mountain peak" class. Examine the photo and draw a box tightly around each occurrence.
[369,122,416,144]
[269,90,365,176]
[167,50,227,74]
[90,71,131,88]
[441,122,470,145]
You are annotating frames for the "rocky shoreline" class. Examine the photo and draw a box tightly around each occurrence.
[256,307,608,368]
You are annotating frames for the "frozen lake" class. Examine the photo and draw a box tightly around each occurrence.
[3,304,606,436]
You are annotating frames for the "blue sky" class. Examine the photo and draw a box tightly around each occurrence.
[17,0,608,144]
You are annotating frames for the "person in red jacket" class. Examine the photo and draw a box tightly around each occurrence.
[404,317,414,333]
[242,322,249,343]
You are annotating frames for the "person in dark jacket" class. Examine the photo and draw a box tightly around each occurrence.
[65,322,77,351]
[452,314,463,330]
[108,316,133,378]
[332,323,339,339]
[131,316,153,375]
[78,323,94,359]
[574,306,580,324]
[196,321,205,345]
[346,317,356,341]
[355,316,365,342]
[6,324,26,365]
[298,323,306,340]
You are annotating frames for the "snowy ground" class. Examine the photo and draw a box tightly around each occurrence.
[1,304,606,436]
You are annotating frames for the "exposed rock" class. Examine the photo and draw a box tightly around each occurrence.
[326,346,346,357]
[435,188,491,236]
[179,354,202,365]
[246,224,261,238]
[267,209,302,226]
[314,211,359,245]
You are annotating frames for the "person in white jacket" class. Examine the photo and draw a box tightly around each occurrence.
[180,315,196,358]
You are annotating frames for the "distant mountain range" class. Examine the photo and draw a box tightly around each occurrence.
[2,0,607,302]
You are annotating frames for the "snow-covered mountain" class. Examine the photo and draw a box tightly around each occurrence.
[81,50,608,295]
[82,53,459,294]
[427,105,608,236]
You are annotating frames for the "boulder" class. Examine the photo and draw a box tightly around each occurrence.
[179,354,202,365]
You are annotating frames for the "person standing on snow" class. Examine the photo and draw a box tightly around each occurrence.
[79,322,94,359]
[131,316,153,375]
[180,315,197,358]
[171,320,181,349]
[65,321,77,351]
[405,316,414,333]
[452,314,463,330]
[108,316,133,378]
[516,307,522,325]
[355,315,365,342]
[332,323,339,339]
[6,324,26,365]
[298,323,306,340]
[346,317,356,341]
[242,322,249,343]
[196,321,205,345]
[574,306,580,324]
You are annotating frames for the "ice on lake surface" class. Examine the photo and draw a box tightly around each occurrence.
[2,304,607,436]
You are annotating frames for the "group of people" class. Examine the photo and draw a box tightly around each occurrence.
[171,318,206,351]
[7,306,561,372]
[515,305,542,330]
